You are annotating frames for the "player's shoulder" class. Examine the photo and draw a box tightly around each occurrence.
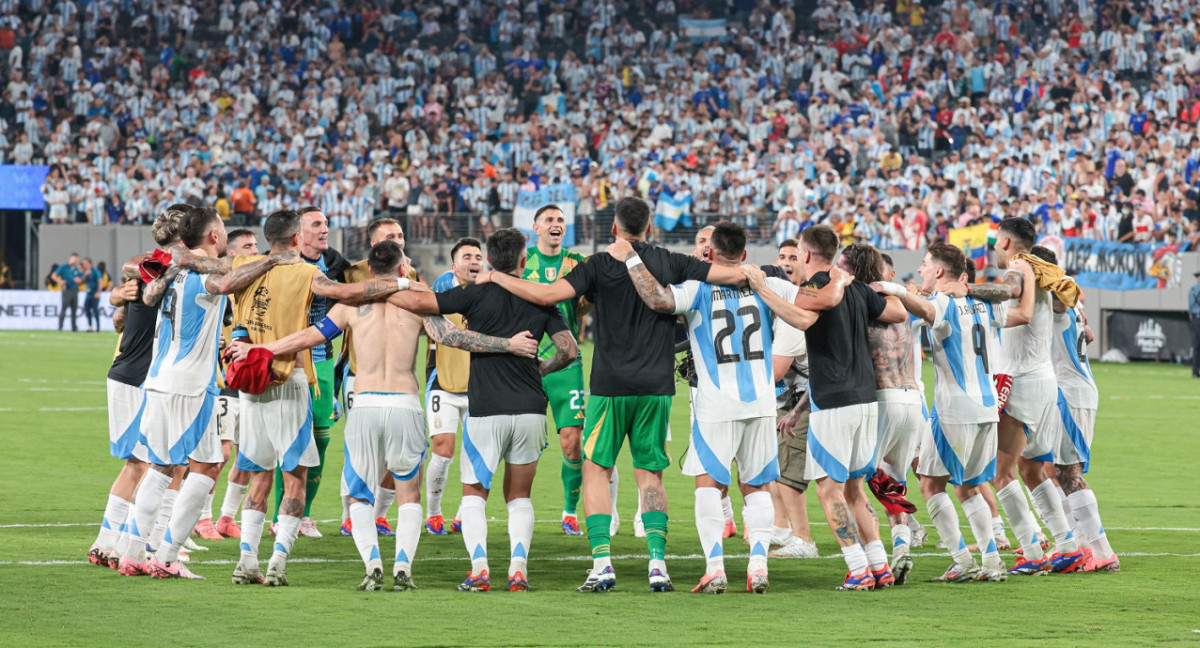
[431,270,456,292]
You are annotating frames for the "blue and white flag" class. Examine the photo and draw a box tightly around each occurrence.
[679,17,727,42]
[514,183,576,248]
[654,191,693,232]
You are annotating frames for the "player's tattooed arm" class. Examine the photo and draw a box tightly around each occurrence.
[968,265,1024,303]
[204,254,282,295]
[422,316,539,359]
[742,264,818,330]
[170,244,233,274]
[831,502,860,544]
[141,263,182,306]
[539,330,579,376]
[627,260,677,313]
[109,278,139,306]
[112,305,126,334]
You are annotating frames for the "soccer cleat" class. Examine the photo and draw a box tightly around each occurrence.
[457,570,491,592]
[264,562,289,587]
[357,568,385,591]
[648,568,674,592]
[508,571,530,592]
[872,565,896,589]
[231,562,265,585]
[933,562,981,583]
[183,536,207,552]
[216,515,242,538]
[341,518,353,536]
[1050,548,1087,574]
[977,566,1009,582]
[746,569,770,594]
[578,565,617,593]
[424,515,448,535]
[193,518,223,541]
[375,517,394,537]
[297,517,322,538]
[836,570,875,591]
[450,518,463,533]
[722,519,738,539]
[907,517,928,548]
[1082,554,1121,573]
[769,528,793,547]
[769,536,820,558]
[393,571,418,591]
[1008,555,1050,575]
[892,555,914,586]
[88,546,110,568]
[561,515,584,536]
[118,555,148,576]
[690,570,728,594]
[148,557,206,580]
[1013,538,1053,556]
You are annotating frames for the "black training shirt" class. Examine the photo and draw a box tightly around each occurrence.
[435,281,568,417]
[564,241,710,396]
[801,271,887,410]
[107,285,162,387]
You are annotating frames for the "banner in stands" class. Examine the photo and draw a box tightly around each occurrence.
[1057,237,1187,290]
[513,183,576,248]
[0,290,116,331]
[679,17,728,41]
[0,165,50,210]
[1106,310,1193,362]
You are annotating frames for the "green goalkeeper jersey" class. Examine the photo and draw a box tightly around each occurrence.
[523,247,586,363]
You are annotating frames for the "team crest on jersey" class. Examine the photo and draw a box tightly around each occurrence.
[251,286,271,319]
[545,268,557,281]
[433,416,442,429]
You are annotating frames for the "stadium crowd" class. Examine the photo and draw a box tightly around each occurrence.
[4,0,1200,249]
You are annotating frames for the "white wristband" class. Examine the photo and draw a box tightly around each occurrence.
[625,254,643,269]
[396,277,410,292]
[878,281,907,297]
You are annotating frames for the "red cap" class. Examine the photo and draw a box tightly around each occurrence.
[224,347,275,395]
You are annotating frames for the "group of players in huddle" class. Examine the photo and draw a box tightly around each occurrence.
[83,195,1119,593]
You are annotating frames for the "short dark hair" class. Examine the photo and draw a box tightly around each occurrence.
[485,228,526,274]
[1029,245,1058,264]
[881,253,894,269]
[367,240,404,276]
[614,196,651,236]
[927,241,967,279]
[964,261,977,283]
[841,243,883,284]
[179,206,221,249]
[778,238,799,250]
[998,216,1037,250]
[534,204,563,222]
[367,217,401,241]
[709,220,747,261]
[227,228,254,242]
[451,237,483,262]
[799,225,839,261]
[263,209,302,246]
[297,205,322,216]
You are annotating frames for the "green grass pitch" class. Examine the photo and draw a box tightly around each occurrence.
[0,330,1198,646]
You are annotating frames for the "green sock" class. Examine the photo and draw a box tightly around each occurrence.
[642,511,669,561]
[586,514,612,558]
[562,457,583,515]
[272,466,284,523]
[303,427,331,517]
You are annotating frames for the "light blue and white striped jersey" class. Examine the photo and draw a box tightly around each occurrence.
[928,292,1008,424]
[1052,303,1098,408]
[145,270,226,397]
[670,277,798,422]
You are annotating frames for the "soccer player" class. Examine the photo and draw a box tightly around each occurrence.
[878,242,1033,582]
[126,207,289,580]
[476,197,747,593]
[230,240,538,590]
[741,227,906,591]
[523,205,591,536]
[421,237,483,536]
[389,229,577,592]
[614,222,811,594]
[967,218,1087,574]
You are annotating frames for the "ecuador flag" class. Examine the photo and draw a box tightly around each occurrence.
[947,223,989,281]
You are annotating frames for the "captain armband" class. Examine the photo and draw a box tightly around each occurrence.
[315,316,343,341]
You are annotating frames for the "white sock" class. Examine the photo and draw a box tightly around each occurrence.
[992,515,1007,539]
[890,523,912,560]
[220,482,247,519]
[349,501,382,573]
[1068,489,1114,560]
[928,491,971,565]
[720,495,734,524]
[373,487,396,520]
[272,515,301,564]
[840,544,869,574]
[460,495,488,573]
[341,495,351,522]
[149,487,179,553]
[394,502,422,576]
[962,494,1002,569]
[159,474,215,563]
[694,487,725,575]
[425,454,453,517]
[996,480,1045,561]
[864,540,888,571]
[126,469,171,559]
[200,489,215,521]
[1031,480,1079,554]
[1057,484,1084,541]
[96,495,132,552]
[506,498,534,577]
[239,509,266,564]
[743,491,773,573]
[115,510,133,556]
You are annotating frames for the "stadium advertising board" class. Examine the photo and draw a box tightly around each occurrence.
[514,183,576,248]
[1106,310,1193,362]
[0,290,116,331]
[1058,237,1187,290]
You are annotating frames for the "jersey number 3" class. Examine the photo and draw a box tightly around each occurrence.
[713,306,764,364]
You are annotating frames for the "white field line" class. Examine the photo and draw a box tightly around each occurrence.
[0,406,106,412]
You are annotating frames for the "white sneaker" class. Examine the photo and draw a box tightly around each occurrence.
[633,514,646,538]
[609,510,620,537]
[907,517,928,548]
[299,516,323,538]
[183,536,208,552]
[769,527,794,547]
[769,536,819,558]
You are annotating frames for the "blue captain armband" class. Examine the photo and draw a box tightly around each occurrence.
[315,316,343,341]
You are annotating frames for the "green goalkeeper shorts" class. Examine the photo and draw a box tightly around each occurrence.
[581,394,672,471]
[542,360,585,431]
[310,358,336,429]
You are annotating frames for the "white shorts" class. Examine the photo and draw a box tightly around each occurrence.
[805,402,879,483]
[427,389,468,437]
[140,387,221,466]
[342,373,356,410]
[1003,373,1060,462]
[342,393,428,504]
[216,394,240,444]
[461,413,548,490]
[237,369,320,472]
[107,379,148,462]
[682,416,779,487]
[875,388,925,485]
[1053,388,1094,472]
[917,414,998,487]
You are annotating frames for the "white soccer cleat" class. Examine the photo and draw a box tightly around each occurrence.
[769,536,819,558]
[769,528,794,547]
[907,517,928,548]
[183,537,208,552]
[299,517,323,538]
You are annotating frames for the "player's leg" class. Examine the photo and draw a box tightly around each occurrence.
[298,358,337,537]
[870,394,923,570]
[1014,386,1082,570]
[955,421,1006,580]
[682,419,734,594]
[807,405,872,590]
[735,416,779,593]
[148,466,185,556]
[342,401,384,589]
[194,436,232,541]
[544,366,586,534]
[500,414,547,591]
[120,391,179,574]
[423,390,461,535]
[770,407,817,557]
[383,400,426,590]
[94,380,148,565]
[993,409,1048,565]
[457,414,503,592]
[916,415,981,580]
[630,395,674,592]
[577,395,628,592]
[218,462,248,538]
[1055,404,1117,570]
[841,404,890,586]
